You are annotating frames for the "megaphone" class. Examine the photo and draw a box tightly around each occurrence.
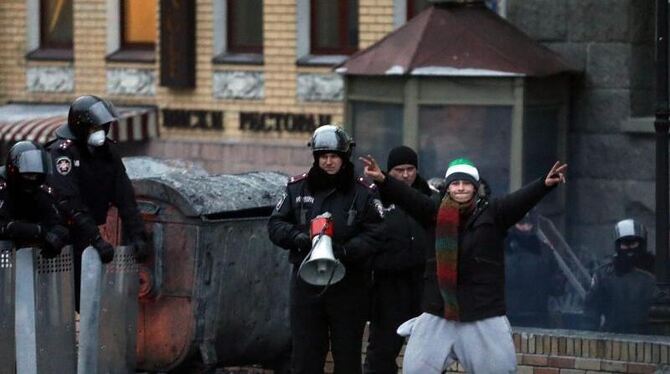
[298,212,346,286]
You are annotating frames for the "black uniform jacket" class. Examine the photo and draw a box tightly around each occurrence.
[0,169,65,247]
[372,175,433,274]
[268,170,384,271]
[584,261,657,334]
[45,126,145,247]
[378,176,554,322]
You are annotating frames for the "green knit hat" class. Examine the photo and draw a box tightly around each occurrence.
[445,158,480,187]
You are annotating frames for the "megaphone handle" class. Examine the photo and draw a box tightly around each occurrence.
[316,261,340,297]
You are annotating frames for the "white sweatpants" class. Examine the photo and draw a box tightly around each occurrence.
[398,313,517,374]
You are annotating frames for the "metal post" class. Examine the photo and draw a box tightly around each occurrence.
[656,0,669,283]
[651,0,670,334]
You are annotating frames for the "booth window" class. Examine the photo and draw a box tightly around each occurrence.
[214,0,264,64]
[351,101,403,173]
[108,0,156,62]
[310,0,358,56]
[407,0,429,20]
[418,105,512,192]
[27,0,73,60]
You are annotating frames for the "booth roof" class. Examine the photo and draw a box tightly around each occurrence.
[336,4,578,77]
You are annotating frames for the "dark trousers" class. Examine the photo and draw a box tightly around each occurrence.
[364,273,422,374]
[290,268,368,374]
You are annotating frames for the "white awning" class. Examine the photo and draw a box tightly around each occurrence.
[0,103,159,144]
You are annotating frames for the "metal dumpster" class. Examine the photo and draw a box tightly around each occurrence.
[104,162,291,372]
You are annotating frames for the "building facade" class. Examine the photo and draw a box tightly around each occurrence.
[0,0,657,258]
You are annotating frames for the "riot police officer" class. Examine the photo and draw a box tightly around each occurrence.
[45,95,148,306]
[0,141,69,256]
[268,125,384,374]
[505,211,565,328]
[584,219,657,334]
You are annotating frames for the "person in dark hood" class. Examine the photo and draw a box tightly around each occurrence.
[45,95,149,309]
[361,155,566,374]
[268,125,384,374]
[0,141,69,257]
[364,146,433,374]
[504,210,565,328]
[584,219,657,334]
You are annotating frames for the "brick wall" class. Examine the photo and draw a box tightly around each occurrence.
[0,0,401,139]
[220,327,670,373]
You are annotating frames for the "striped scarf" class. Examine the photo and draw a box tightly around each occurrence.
[435,195,475,320]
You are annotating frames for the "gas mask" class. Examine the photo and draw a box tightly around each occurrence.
[87,130,106,147]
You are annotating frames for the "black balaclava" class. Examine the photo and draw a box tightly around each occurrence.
[307,152,354,192]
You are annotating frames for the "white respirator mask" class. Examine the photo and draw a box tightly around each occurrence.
[87,130,106,147]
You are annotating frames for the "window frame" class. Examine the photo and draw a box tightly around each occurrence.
[309,0,358,56]
[26,0,74,60]
[39,0,73,49]
[119,0,156,51]
[226,0,263,54]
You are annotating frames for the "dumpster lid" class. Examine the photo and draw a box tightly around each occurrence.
[126,159,288,218]
[123,157,209,180]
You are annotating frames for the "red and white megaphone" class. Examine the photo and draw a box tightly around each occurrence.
[298,212,346,286]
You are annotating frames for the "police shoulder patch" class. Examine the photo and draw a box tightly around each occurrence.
[357,177,377,190]
[275,193,287,211]
[0,181,6,191]
[288,173,307,184]
[56,156,72,175]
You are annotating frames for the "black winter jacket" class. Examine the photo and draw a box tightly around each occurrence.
[0,170,68,250]
[378,176,554,322]
[268,165,384,271]
[46,127,146,249]
[372,175,433,274]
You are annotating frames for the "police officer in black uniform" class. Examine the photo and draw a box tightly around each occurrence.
[0,141,69,256]
[268,125,384,374]
[45,95,148,306]
[584,219,657,334]
[505,211,565,328]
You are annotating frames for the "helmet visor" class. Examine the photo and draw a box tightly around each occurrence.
[615,219,645,241]
[16,149,50,175]
[87,101,118,127]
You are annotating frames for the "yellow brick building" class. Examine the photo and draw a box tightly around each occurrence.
[0,0,422,174]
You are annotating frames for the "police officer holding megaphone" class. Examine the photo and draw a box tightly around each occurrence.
[268,124,384,374]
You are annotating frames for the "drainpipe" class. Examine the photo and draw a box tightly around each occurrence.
[655,0,669,284]
[652,0,670,331]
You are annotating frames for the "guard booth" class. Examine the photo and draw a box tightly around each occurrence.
[338,0,578,223]
[102,163,291,372]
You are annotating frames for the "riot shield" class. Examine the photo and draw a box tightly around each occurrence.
[15,246,76,374]
[0,241,15,374]
[78,246,139,374]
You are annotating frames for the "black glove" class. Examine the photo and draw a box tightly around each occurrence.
[332,243,347,260]
[294,233,312,252]
[92,237,115,264]
[131,238,150,262]
[2,221,42,240]
[42,225,69,258]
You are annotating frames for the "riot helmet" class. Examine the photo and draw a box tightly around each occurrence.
[613,219,648,274]
[6,141,51,193]
[308,125,355,159]
[67,95,118,146]
[614,219,647,252]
